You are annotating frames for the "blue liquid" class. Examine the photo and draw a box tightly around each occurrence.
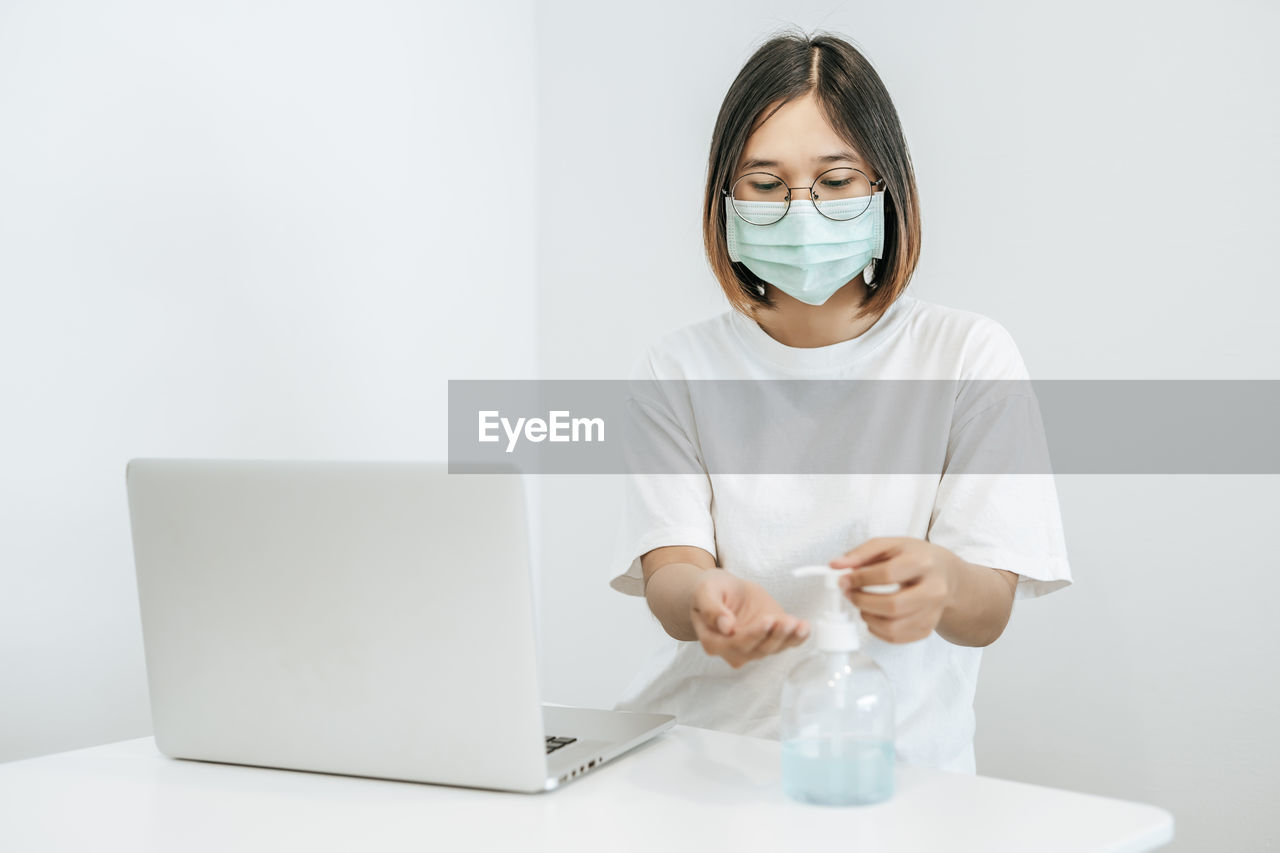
[781,736,895,806]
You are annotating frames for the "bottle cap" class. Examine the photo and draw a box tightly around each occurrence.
[791,565,860,651]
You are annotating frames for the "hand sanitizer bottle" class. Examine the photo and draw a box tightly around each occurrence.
[780,565,898,806]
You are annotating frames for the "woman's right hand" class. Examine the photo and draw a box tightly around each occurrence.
[690,569,810,668]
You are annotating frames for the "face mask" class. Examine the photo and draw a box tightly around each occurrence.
[725,192,885,306]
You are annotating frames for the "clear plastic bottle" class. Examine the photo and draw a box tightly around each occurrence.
[780,565,897,806]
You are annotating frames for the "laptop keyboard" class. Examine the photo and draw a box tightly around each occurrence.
[545,735,577,754]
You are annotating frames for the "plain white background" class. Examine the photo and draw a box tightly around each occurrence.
[2,1,1276,850]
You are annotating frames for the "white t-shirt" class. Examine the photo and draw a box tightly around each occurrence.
[608,292,1073,775]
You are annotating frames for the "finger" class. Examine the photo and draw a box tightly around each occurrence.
[690,613,719,652]
[691,610,736,656]
[699,627,743,663]
[746,617,788,658]
[691,584,736,637]
[711,638,747,668]
[861,612,891,643]
[829,537,904,570]
[691,598,735,635]
[789,619,811,647]
[740,616,779,654]
[756,617,800,656]
[840,554,918,594]
[849,566,947,618]
[862,611,932,644]
[772,619,811,653]
[848,580,930,619]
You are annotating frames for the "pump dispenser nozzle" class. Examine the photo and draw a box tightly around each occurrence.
[791,565,903,651]
[791,566,856,651]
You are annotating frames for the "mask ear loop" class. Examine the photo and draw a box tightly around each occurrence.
[863,182,886,290]
[724,188,768,299]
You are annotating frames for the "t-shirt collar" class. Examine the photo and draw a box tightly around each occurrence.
[730,293,916,373]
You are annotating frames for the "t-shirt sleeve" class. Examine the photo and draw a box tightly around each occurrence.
[925,321,1073,601]
[607,350,718,598]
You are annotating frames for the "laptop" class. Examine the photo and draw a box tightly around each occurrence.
[124,458,674,793]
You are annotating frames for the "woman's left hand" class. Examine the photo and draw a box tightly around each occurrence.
[829,537,963,644]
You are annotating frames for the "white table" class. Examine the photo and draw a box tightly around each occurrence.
[0,725,1173,852]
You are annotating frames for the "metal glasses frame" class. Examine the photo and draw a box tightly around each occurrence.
[722,167,886,224]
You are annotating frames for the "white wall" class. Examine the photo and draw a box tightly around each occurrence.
[533,2,1278,851]
[0,0,537,761]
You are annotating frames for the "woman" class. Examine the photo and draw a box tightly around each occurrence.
[608,29,1072,775]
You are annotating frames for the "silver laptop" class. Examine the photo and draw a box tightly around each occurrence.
[124,458,674,793]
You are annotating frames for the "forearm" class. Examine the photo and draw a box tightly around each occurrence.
[936,562,1017,647]
[644,563,722,642]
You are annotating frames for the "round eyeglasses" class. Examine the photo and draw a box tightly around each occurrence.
[723,167,886,226]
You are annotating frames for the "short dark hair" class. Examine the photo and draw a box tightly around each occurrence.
[702,28,922,320]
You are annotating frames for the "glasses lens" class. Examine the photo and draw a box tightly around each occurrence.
[730,172,788,225]
[812,168,874,221]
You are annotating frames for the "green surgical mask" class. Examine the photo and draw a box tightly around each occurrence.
[726,192,885,306]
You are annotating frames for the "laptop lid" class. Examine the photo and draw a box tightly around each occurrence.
[125,458,549,791]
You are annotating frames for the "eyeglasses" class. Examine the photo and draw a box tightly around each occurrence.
[723,167,886,226]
